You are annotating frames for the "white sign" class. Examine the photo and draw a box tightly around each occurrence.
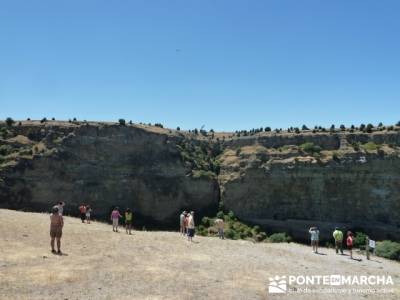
[369,239,376,248]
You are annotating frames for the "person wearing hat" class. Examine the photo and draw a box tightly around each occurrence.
[180,211,186,235]
[187,211,195,242]
[333,227,344,254]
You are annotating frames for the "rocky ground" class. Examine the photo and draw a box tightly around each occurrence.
[0,209,399,300]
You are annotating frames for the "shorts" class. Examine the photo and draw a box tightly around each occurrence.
[187,228,195,237]
[50,227,62,238]
[112,218,119,227]
[311,240,318,245]
[86,213,91,218]
[347,245,353,250]
[80,213,86,221]
[125,220,132,225]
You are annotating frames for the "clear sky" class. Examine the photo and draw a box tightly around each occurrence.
[1,0,399,131]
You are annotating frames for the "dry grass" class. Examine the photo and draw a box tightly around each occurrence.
[0,209,399,300]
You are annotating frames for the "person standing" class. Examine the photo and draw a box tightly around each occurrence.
[184,212,189,236]
[125,208,133,235]
[79,204,86,223]
[50,206,64,255]
[347,231,354,259]
[180,211,186,235]
[309,226,320,253]
[187,211,195,242]
[111,207,122,232]
[214,218,225,239]
[85,205,92,224]
[333,227,344,254]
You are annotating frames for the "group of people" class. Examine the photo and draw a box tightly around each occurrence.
[309,226,356,259]
[48,202,367,259]
[110,207,133,234]
[78,203,93,224]
[179,211,196,242]
[49,202,137,254]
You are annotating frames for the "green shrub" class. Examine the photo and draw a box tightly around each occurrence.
[361,142,379,151]
[118,119,126,126]
[40,117,47,123]
[216,211,224,219]
[268,233,292,243]
[225,229,239,240]
[0,145,12,156]
[227,210,236,220]
[353,232,367,249]
[300,142,322,154]
[302,125,309,131]
[252,225,261,234]
[351,142,360,151]
[201,217,211,227]
[375,240,400,261]
[5,117,14,127]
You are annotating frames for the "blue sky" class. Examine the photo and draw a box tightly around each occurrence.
[1,0,399,131]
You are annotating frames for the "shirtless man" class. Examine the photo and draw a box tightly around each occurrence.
[50,206,64,254]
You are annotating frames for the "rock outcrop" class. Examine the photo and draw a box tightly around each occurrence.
[0,122,219,228]
[1,121,400,240]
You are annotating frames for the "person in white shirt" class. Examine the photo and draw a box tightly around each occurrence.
[309,226,320,253]
[56,201,65,216]
[85,205,93,224]
[214,218,224,239]
[187,211,195,242]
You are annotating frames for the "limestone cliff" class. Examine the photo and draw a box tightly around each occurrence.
[1,121,399,241]
[219,137,400,241]
[0,122,219,227]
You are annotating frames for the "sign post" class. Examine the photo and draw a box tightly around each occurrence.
[366,237,376,260]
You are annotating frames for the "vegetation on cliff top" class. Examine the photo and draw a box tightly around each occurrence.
[176,139,222,179]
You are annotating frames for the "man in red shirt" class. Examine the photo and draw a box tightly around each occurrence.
[79,204,86,223]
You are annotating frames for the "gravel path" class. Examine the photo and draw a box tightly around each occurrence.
[0,209,399,300]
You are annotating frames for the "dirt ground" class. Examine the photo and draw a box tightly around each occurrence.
[0,209,399,300]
